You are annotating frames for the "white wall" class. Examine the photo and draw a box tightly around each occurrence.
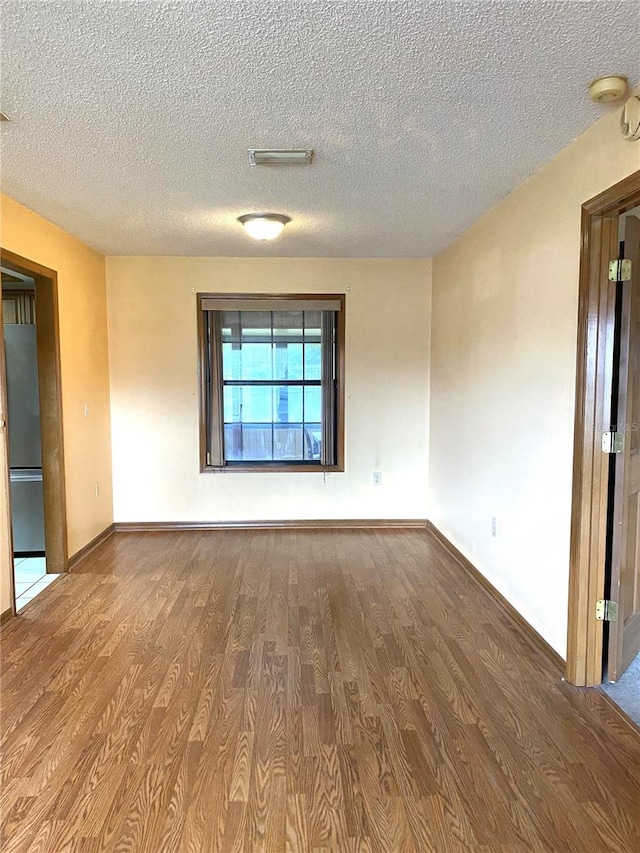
[430,107,639,658]
[107,257,431,522]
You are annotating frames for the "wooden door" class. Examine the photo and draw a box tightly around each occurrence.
[609,214,640,681]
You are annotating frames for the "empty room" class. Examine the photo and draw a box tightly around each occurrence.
[1,1,639,851]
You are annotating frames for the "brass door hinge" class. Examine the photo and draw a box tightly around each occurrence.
[596,599,618,621]
[608,259,632,282]
[602,431,624,453]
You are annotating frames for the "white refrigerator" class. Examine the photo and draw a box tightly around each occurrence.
[5,323,45,554]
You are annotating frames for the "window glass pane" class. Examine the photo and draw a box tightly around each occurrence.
[274,424,304,460]
[237,343,272,380]
[304,343,321,380]
[240,311,272,342]
[221,311,273,380]
[273,342,303,381]
[273,311,304,342]
[222,342,243,380]
[223,385,244,423]
[273,312,303,379]
[223,385,272,423]
[222,343,272,381]
[224,424,273,461]
[304,385,322,424]
[222,311,272,380]
[303,424,322,460]
[303,311,322,379]
[304,384,322,461]
[273,385,303,423]
[221,311,241,344]
[224,423,243,461]
[303,311,322,342]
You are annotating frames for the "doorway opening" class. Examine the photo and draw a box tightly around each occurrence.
[568,171,640,702]
[0,249,67,616]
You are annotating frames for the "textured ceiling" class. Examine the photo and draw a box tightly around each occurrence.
[1,1,638,258]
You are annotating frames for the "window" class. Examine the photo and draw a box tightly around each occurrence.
[198,293,344,471]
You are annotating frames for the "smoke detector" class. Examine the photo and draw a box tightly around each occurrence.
[588,75,628,103]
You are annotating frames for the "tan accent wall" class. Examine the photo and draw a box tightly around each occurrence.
[0,194,113,583]
[106,257,431,522]
[430,107,640,657]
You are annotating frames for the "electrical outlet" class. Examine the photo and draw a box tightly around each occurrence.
[373,472,382,486]
[95,482,100,497]
[84,402,90,417]
[491,517,497,537]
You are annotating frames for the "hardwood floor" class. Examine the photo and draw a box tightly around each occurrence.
[1,528,639,852]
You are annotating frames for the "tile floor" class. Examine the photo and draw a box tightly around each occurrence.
[13,556,62,610]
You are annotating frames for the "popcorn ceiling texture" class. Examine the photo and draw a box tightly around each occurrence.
[1,0,638,257]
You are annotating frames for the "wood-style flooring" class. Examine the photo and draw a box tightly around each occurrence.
[1,528,639,852]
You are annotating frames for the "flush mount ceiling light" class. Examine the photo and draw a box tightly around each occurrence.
[248,148,313,166]
[237,213,291,240]
[0,112,10,121]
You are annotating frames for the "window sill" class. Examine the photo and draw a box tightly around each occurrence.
[200,463,344,474]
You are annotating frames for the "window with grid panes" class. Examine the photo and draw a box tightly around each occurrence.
[198,294,344,471]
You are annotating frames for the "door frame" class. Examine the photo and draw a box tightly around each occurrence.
[1,248,68,580]
[567,169,640,686]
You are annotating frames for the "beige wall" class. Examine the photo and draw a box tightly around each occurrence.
[0,195,113,583]
[430,109,640,657]
[107,257,431,522]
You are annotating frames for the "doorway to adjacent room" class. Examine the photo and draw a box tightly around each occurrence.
[0,249,67,616]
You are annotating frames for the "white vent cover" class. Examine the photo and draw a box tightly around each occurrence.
[248,148,313,165]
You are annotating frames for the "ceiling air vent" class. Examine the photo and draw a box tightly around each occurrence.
[248,148,313,166]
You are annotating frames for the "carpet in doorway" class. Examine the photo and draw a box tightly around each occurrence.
[601,651,640,727]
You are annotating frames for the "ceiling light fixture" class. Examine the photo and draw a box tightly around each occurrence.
[248,149,313,166]
[0,112,10,121]
[237,213,291,240]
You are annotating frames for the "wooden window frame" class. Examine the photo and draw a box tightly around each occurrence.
[197,292,345,473]
[567,170,640,686]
